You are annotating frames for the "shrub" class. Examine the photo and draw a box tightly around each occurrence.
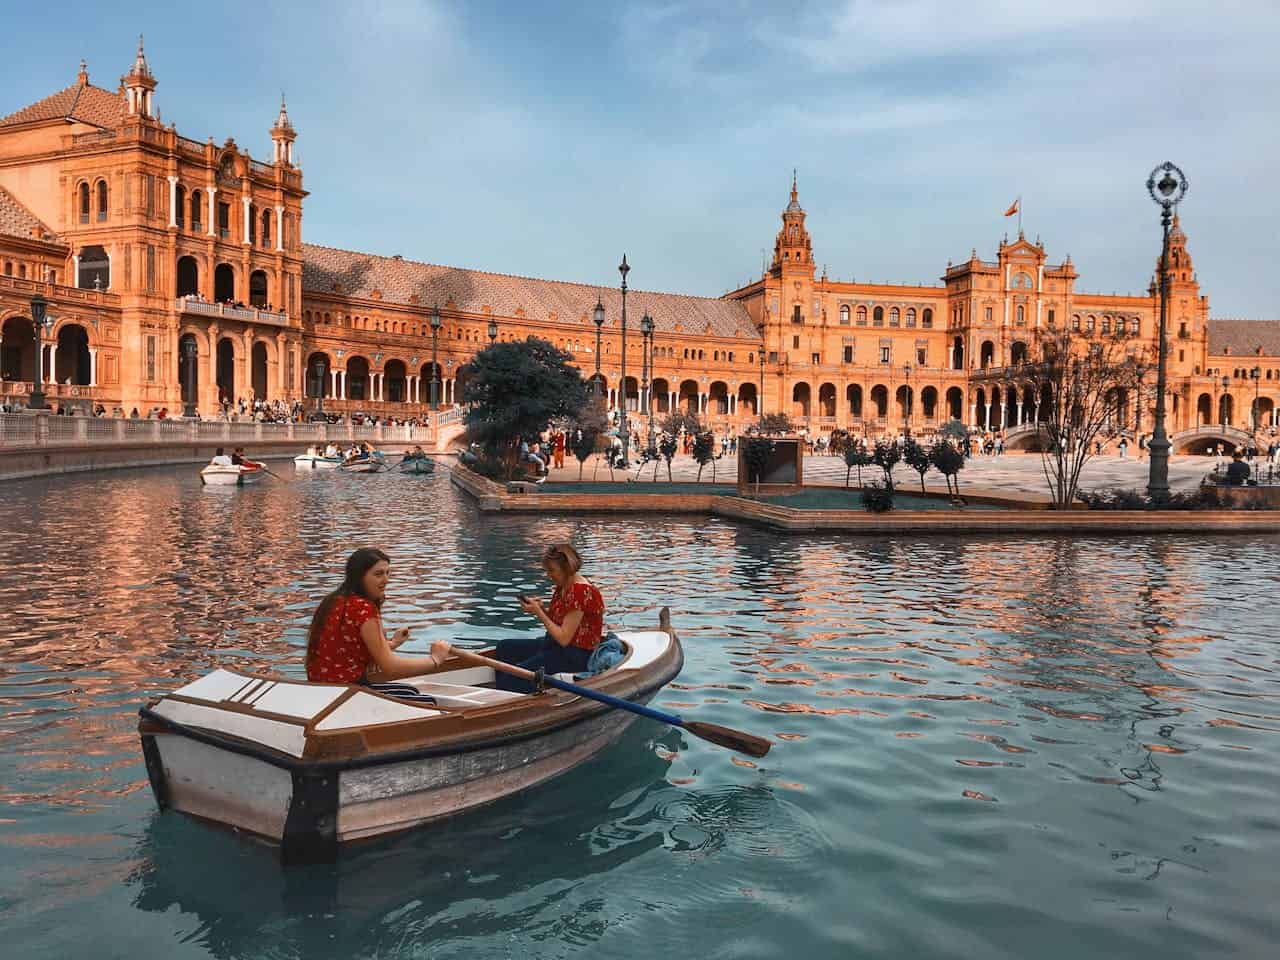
[862,480,895,513]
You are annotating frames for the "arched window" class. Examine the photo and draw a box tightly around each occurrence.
[248,203,257,245]
[889,307,900,326]
[906,308,917,327]
[261,209,272,248]
[175,185,186,228]
[190,190,203,231]
[873,306,884,327]
[839,305,850,325]
[922,308,933,329]
[1086,315,1096,333]
[1072,314,1081,331]
[1016,305,1024,324]
[856,306,867,326]
[1131,318,1140,336]
[1115,317,1126,336]
[1101,316,1111,334]
[78,183,90,224]
[176,256,199,297]
[96,180,108,221]
[249,270,268,307]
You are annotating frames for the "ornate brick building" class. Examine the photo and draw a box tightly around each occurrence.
[1,45,1276,452]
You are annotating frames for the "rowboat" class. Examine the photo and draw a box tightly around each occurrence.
[397,457,436,475]
[137,610,683,863]
[339,454,387,474]
[294,453,342,471]
[200,463,264,486]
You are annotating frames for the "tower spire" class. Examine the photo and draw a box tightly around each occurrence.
[122,34,157,118]
[270,92,298,166]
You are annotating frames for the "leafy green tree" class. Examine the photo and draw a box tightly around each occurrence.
[691,432,716,482]
[460,337,589,479]
[902,438,933,495]
[843,444,873,488]
[569,398,608,480]
[862,480,895,513]
[741,436,776,496]
[939,419,968,444]
[872,439,901,491]
[661,411,703,439]
[931,442,966,498]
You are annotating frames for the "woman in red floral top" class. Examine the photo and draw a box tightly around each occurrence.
[494,543,606,693]
[306,548,450,697]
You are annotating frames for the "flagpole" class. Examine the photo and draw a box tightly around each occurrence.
[1018,195,1023,236]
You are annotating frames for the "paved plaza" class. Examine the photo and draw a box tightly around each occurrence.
[546,450,1225,499]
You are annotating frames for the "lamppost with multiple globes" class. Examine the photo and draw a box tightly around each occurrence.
[28,294,53,410]
[1250,366,1262,453]
[618,255,630,466]
[429,304,442,410]
[902,362,913,437]
[640,311,654,451]
[181,336,198,418]
[592,296,605,399]
[311,356,326,418]
[1145,161,1188,502]
[1221,375,1231,426]
[488,319,498,345]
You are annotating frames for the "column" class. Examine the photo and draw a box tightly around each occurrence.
[167,176,178,227]
[670,391,676,413]
[89,348,98,386]
[48,343,58,383]
[73,255,80,287]
[274,205,284,252]
[207,186,217,237]
[338,369,346,399]
[242,196,252,245]
[329,370,337,398]
[985,404,992,431]
[1017,401,1024,425]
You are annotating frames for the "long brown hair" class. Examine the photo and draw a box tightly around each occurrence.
[305,548,389,669]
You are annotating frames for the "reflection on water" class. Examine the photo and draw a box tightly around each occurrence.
[1,464,1279,958]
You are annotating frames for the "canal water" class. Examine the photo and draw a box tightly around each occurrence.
[1,464,1277,959]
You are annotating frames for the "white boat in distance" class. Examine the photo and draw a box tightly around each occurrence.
[294,453,342,471]
[200,463,264,486]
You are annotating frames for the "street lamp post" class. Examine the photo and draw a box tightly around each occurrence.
[1221,375,1231,427]
[758,331,766,420]
[902,362,913,437]
[1145,161,1188,502]
[311,357,325,418]
[592,297,605,399]
[181,337,198,418]
[640,312,654,452]
[429,304,442,410]
[488,319,498,345]
[618,255,630,466]
[28,294,53,410]
[1250,366,1262,454]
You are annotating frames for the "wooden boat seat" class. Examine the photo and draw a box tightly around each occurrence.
[398,678,525,708]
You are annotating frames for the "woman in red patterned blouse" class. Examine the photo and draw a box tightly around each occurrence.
[305,548,450,696]
[494,543,606,693]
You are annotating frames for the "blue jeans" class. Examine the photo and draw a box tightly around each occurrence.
[493,635,591,693]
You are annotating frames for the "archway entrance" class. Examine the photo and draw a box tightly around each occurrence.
[1,316,36,381]
[252,341,268,400]
[216,338,236,403]
[78,245,110,290]
[249,270,268,308]
[176,256,199,297]
[346,356,370,401]
[214,263,235,303]
[178,333,200,406]
[54,324,91,385]
[385,359,407,403]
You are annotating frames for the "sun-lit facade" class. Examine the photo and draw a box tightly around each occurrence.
[1,44,1277,452]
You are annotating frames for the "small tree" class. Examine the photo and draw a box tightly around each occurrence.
[659,433,678,482]
[902,438,933,495]
[1031,326,1153,508]
[756,412,795,436]
[872,439,901,491]
[569,398,608,481]
[691,432,716,482]
[661,411,703,440]
[461,337,588,479]
[843,445,874,488]
[931,442,966,498]
[741,436,776,496]
[939,418,968,446]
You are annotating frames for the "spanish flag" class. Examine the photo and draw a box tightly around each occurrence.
[1003,198,1020,217]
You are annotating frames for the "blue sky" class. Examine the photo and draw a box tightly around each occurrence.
[4,1,1278,316]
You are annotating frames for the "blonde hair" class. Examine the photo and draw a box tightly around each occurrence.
[543,543,582,576]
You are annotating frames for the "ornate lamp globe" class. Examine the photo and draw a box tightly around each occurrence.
[430,304,442,331]
[1146,162,1188,208]
[488,319,498,341]
[593,298,605,328]
[640,313,653,337]
[618,255,629,281]
[30,293,49,328]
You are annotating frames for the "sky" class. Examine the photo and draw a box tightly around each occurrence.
[3,0,1278,316]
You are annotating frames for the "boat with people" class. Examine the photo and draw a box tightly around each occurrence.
[137,610,687,862]
[200,447,265,486]
[397,447,436,474]
[337,442,387,474]
[294,444,343,471]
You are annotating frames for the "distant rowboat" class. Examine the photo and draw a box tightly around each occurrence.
[294,453,342,471]
[137,610,684,862]
[397,457,437,475]
[339,454,387,474]
[200,464,263,486]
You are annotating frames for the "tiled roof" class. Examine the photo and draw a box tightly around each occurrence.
[0,82,125,130]
[0,186,57,242]
[302,244,758,340]
[1208,319,1280,357]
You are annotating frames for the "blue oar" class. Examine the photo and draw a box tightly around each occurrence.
[444,644,771,758]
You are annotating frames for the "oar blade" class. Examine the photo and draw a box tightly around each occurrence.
[683,721,771,758]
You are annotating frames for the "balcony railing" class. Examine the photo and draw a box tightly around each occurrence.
[177,297,289,326]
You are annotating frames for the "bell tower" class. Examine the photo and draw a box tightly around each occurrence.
[122,35,156,119]
[771,171,814,279]
[270,94,297,166]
